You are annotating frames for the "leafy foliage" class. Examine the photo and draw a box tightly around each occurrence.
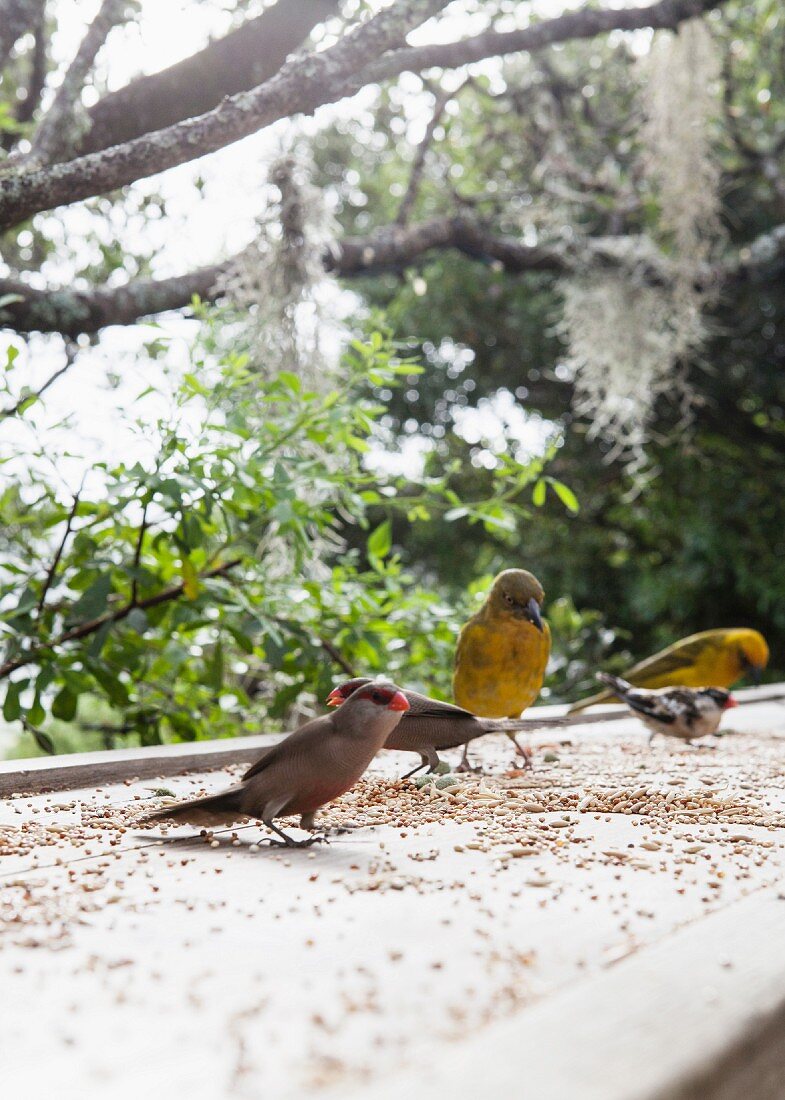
[0,323,578,753]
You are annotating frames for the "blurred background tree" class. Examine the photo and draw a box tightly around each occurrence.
[0,0,781,754]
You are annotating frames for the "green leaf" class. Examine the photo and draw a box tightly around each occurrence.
[182,558,200,600]
[532,479,547,507]
[278,371,301,393]
[89,665,130,707]
[126,608,149,634]
[28,693,45,726]
[87,620,113,659]
[367,520,392,560]
[10,585,38,619]
[51,687,78,722]
[31,728,56,755]
[548,478,580,514]
[68,574,112,622]
[206,640,224,691]
[3,681,22,722]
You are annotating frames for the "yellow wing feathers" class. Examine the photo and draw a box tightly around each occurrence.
[568,628,769,712]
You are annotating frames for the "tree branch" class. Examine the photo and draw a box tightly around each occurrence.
[0,263,227,335]
[8,208,785,339]
[13,8,46,125]
[79,0,339,156]
[331,215,565,276]
[0,0,451,230]
[0,0,44,70]
[28,0,129,166]
[0,557,243,682]
[0,216,560,335]
[366,0,731,83]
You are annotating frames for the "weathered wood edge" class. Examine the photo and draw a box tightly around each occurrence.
[1,685,781,798]
[358,888,785,1100]
[0,734,279,796]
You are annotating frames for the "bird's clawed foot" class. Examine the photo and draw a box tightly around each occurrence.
[510,736,533,769]
[262,824,329,848]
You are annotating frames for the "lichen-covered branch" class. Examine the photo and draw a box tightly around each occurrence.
[79,0,339,156]
[6,210,784,338]
[0,263,226,335]
[366,0,731,82]
[0,0,450,230]
[28,0,129,165]
[333,215,567,276]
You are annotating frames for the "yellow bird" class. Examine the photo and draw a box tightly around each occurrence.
[569,628,769,713]
[453,569,551,759]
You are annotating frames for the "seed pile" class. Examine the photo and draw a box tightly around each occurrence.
[3,719,785,1098]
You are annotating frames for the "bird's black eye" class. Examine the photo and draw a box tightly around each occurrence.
[372,691,383,703]
[504,593,514,605]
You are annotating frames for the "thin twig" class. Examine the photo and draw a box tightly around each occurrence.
[0,557,243,682]
[0,343,78,420]
[395,85,457,226]
[269,614,358,677]
[35,486,83,619]
[318,636,357,677]
[130,500,149,606]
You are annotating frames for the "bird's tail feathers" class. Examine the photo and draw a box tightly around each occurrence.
[138,785,246,827]
[569,672,634,712]
[595,671,633,698]
[496,716,571,731]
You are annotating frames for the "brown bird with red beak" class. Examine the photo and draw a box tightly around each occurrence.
[142,681,409,846]
[327,679,545,776]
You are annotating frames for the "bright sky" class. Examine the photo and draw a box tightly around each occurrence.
[0,0,604,486]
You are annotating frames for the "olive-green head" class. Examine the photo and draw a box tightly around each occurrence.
[486,569,545,631]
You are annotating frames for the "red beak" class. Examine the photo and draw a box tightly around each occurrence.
[388,691,410,713]
[724,696,738,710]
[326,688,342,707]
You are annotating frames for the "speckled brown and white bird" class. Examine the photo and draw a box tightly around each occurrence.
[326,678,541,775]
[141,681,410,846]
[596,672,738,744]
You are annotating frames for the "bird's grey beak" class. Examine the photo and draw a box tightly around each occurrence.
[527,597,544,632]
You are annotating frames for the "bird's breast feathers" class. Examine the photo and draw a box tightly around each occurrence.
[454,618,551,717]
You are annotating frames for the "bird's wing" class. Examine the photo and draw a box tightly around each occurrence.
[623,636,715,681]
[242,713,335,781]
[622,690,678,725]
[405,691,477,720]
[241,745,276,781]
